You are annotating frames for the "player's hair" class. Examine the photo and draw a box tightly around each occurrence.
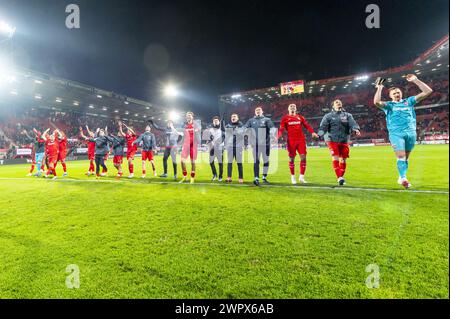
[288,104,296,108]
[212,116,220,121]
[186,111,194,117]
[332,99,342,106]
[255,106,263,111]
[231,113,239,118]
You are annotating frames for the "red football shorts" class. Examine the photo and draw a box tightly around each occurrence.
[47,155,58,165]
[327,142,350,159]
[58,151,66,162]
[127,149,137,160]
[287,138,307,158]
[113,155,123,165]
[181,144,197,161]
[141,150,154,161]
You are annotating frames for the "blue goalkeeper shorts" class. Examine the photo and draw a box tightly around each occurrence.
[35,152,44,164]
[388,132,417,152]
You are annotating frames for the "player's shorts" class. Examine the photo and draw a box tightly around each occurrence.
[287,139,307,157]
[181,144,198,161]
[142,150,154,161]
[58,151,66,162]
[389,132,417,152]
[47,155,58,165]
[88,152,95,161]
[34,152,45,165]
[127,149,137,160]
[327,142,350,159]
[113,155,123,165]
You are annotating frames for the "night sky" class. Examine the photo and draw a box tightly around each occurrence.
[1,0,448,117]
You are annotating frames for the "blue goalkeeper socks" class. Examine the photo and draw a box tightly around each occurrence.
[397,158,408,179]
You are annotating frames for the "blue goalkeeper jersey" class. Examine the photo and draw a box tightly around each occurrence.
[382,96,417,135]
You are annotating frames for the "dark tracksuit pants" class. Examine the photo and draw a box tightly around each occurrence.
[95,154,107,175]
[163,146,177,175]
[226,146,243,179]
[209,147,223,178]
[252,143,270,179]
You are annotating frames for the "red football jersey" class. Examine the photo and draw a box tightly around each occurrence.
[87,141,95,154]
[183,123,195,146]
[59,136,68,152]
[45,139,59,157]
[126,133,137,152]
[278,114,314,141]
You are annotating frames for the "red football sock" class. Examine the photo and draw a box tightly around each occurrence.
[332,160,343,178]
[102,167,107,173]
[30,165,35,173]
[53,168,57,176]
[191,171,196,178]
[288,161,295,175]
[339,162,347,177]
[89,161,95,172]
[62,162,67,172]
[183,170,187,177]
[143,169,146,175]
[129,163,134,174]
[300,160,307,175]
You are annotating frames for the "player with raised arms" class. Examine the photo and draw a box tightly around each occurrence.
[373,74,433,189]
[41,128,60,179]
[277,103,319,184]
[55,128,69,177]
[118,121,138,179]
[79,125,96,176]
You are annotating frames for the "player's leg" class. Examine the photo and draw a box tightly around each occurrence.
[127,152,135,178]
[160,147,170,177]
[236,147,244,183]
[226,146,233,182]
[190,146,197,183]
[35,153,44,177]
[149,151,156,176]
[328,142,343,181]
[102,154,108,174]
[390,133,410,188]
[298,141,308,183]
[262,143,270,184]
[252,146,260,186]
[287,140,296,184]
[170,147,178,179]
[179,146,189,183]
[141,152,148,178]
[28,156,36,176]
[100,156,108,176]
[209,148,217,180]
[218,148,224,181]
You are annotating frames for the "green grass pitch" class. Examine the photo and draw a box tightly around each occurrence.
[0,145,448,298]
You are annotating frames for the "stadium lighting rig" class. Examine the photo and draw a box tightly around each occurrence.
[163,84,179,98]
[0,21,15,38]
[169,111,180,121]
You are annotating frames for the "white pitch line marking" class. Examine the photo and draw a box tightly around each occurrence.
[0,177,448,194]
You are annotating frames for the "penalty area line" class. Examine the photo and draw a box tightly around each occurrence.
[0,177,448,195]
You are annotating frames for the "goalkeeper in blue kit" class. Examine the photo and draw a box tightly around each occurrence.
[373,74,433,189]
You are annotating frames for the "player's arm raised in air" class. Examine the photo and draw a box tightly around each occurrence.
[123,123,135,135]
[79,127,88,140]
[86,125,94,136]
[406,74,433,103]
[373,83,386,108]
[41,128,51,141]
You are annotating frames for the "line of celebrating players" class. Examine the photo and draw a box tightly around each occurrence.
[24,74,432,188]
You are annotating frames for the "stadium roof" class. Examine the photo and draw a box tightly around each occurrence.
[219,35,449,106]
[0,67,169,123]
